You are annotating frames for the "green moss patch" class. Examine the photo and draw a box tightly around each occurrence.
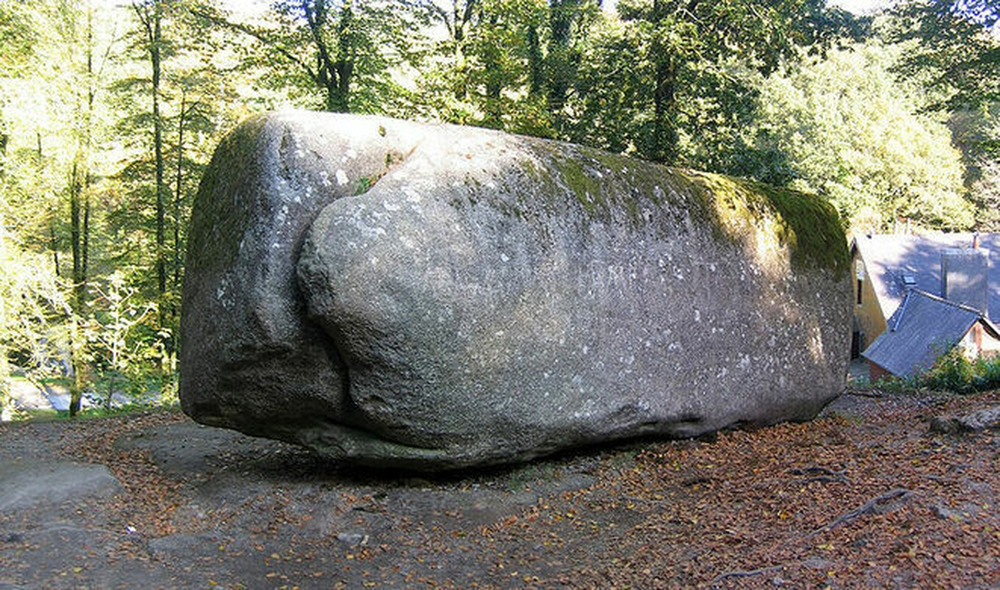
[680,171,850,278]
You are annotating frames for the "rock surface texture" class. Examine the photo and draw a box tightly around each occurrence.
[180,111,852,470]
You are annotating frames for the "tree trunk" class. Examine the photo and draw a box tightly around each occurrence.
[152,5,167,298]
[173,95,186,299]
[304,0,352,112]
[49,221,59,276]
[83,2,92,294]
[68,148,88,418]
[545,0,576,115]
[650,0,679,164]
[452,0,474,101]
[332,2,354,112]
[527,23,543,97]
[0,127,6,178]
[168,95,190,360]
[70,2,97,416]
[69,160,86,313]
[651,51,678,164]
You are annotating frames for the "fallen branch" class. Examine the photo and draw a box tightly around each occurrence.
[845,389,883,399]
[711,563,787,585]
[714,489,916,583]
[789,466,849,484]
[805,488,914,539]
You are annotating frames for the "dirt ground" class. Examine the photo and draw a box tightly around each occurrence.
[0,388,997,589]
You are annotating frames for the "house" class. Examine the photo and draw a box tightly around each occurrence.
[861,289,1000,380]
[850,232,1000,380]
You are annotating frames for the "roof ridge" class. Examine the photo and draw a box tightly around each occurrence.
[852,231,1000,240]
[908,288,987,316]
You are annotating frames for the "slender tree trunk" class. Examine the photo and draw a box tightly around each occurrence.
[152,7,167,298]
[651,52,678,163]
[527,23,543,97]
[333,2,354,112]
[545,0,576,115]
[305,0,352,112]
[69,162,84,416]
[83,3,93,294]
[173,96,186,299]
[0,134,6,174]
[452,0,474,101]
[68,136,89,417]
[0,122,8,178]
[70,161,85,311]
[650,0,678,164]
[49,222,60,275]
[481,12,504,127]
[134,0,168,296]
[168,96,190,360]
[69,2,97,416]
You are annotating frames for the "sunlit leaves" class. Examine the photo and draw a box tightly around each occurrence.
[892,0,1000,110]
[751,42,973,230]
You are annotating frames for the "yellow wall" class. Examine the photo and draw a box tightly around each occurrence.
[852,252,888,351]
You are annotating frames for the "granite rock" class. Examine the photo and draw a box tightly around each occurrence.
[181,111,851,470]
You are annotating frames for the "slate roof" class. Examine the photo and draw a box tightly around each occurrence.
[861,289,1000,379]
[852,232,1000,324]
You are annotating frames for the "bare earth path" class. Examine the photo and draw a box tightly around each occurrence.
[1,389,997,589]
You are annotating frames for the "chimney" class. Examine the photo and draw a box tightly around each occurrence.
[941,246,990,315]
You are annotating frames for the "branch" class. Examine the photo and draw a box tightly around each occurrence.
[303,1,337,86]
[712,563,788,585]
[805,488,914,539]
[188,7,320,86]
[788,466,849,484]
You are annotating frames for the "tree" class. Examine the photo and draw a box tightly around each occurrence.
[749,42,972,231]
[531,0,601,134]
[195,0,427,114]
[0,227,68,421]
[2,0,120,415]
[950,105,1000,230]
[132,0,169,301]
[893,0,1000,111]
[115,0,228,372]
[421,0,600,137]
[892,0,1000,230]
[0,0,73,413]
[607,0,825,163]
[0,1,36,75]
[2,0,250,416]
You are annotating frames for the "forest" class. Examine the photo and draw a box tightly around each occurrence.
[1,0,998,417]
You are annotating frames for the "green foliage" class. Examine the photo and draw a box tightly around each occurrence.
[602,0,855,164]
[891,0,1000,111]
[204,0,429,115]
[748,42,973,231]
[947,105,1000,231]
[921,348,1000,393]
[0,222,69,420]
[83,272,157,409]
[0,0,37,74]
[415,0,559,135]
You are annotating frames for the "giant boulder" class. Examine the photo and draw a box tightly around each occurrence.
[180,111,851,470]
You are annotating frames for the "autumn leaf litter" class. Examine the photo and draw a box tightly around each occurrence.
[0,389,997,589]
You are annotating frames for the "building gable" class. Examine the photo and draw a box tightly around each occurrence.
[861,290,999,379]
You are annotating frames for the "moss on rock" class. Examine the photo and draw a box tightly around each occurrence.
[679,171,850,279]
